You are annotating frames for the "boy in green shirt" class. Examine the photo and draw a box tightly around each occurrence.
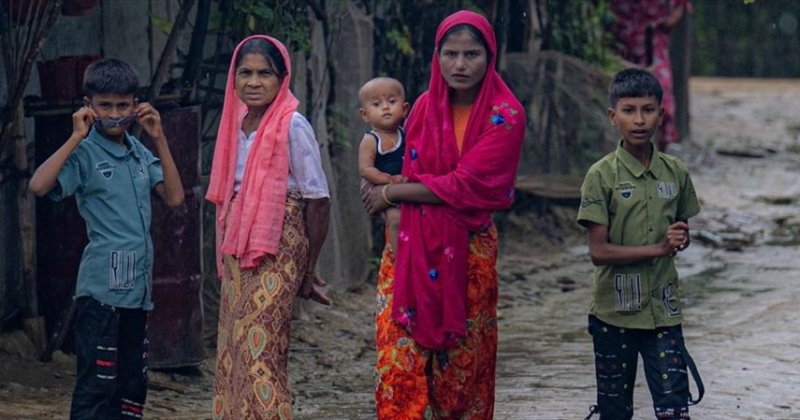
[577,68,703,420]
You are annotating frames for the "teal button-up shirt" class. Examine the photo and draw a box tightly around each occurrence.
[48,127,164,310]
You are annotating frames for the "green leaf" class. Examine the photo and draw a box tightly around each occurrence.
[150,15,173,35]
[247,15,256,32]
[251,4,274,20]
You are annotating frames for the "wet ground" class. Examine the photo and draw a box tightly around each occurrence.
[2,77,800,419]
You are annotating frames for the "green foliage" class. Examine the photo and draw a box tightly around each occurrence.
[371,0,495,103]
[223,0,311,52]
[150,14,174,35]
[326,105,353,154]
[386,28,413,57]
[536,0,613,66]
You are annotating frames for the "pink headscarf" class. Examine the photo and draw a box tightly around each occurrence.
[206,35,298,276]
[392,10,526,349]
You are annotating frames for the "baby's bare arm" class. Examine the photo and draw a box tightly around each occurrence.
[358,134,393,185]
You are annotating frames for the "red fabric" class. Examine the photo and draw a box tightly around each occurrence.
[206,35,298,276]
[392,10,525,349]
[376,228,500,418]
[610,0,692,147]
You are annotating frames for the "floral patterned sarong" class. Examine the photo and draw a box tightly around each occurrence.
[376,226,499,419]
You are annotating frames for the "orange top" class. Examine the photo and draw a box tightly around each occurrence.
[452,105,472,155]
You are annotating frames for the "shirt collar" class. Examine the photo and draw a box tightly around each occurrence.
[87,127,139,159]
[614,139,665,178]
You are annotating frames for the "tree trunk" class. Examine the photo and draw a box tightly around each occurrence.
[181,0,212,103]
[670,9,691,141]
[13,103,45,353]
[11,106,36,318]
[300,1,375,290]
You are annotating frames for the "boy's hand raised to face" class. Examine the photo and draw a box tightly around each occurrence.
[71,107,98,140]
[135,102,166,142]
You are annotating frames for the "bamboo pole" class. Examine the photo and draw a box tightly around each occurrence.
[0,0,63,355]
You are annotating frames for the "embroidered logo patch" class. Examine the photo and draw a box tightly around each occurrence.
[109,250,136,291]
[580,196,603,208]
[661,282,681,317]
[614,273,642,313]
[96,161,116,179]
[615,182,636,200]
[657,181,678,199]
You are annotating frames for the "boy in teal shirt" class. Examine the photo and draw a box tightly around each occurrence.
[577,68,702,420]
[29,59,184,419]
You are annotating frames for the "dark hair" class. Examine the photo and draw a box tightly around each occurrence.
[438,24,493,63]
[235,38,288,79]
[608,68,663,107]
[83,59,139,97]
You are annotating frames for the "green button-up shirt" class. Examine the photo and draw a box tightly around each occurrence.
[48,127,164,310]
[577,141,700,329]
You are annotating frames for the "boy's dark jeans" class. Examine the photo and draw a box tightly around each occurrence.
[588,315,691,420]
[70,296,148,419]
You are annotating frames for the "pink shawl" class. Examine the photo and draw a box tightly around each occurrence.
[206,35,298,276]
[392,10,526,349]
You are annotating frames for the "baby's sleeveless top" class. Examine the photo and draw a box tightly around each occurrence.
[370,127,405,176]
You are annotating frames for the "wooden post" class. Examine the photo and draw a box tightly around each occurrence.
[670,8,691,141]
[12,103,46,354]
[0,0,62,355]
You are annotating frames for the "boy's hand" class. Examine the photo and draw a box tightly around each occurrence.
[135,102,165,141]
[662,221,690,256]
[71,107,97,139]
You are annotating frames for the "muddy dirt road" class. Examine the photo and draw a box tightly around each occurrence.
[2,77,800,419]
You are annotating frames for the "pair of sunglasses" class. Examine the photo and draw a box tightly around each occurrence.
[95,113,138,129]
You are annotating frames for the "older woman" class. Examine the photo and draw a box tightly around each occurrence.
[363,10,526,419]
[206,35,330,419]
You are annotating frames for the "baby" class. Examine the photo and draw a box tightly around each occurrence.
[358,77,409,254]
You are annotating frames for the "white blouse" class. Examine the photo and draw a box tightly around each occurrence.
[234,112,330,199]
